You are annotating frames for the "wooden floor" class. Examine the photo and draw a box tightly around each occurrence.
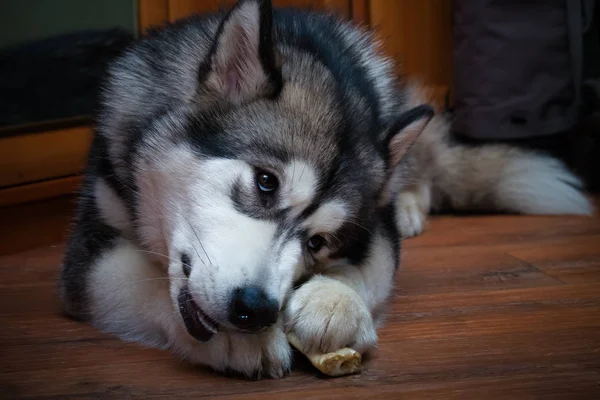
[1,196,600,399]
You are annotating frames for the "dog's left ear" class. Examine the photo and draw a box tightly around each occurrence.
[197,0,281,105]
[384,104,434,168]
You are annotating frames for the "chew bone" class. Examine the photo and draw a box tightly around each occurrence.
[287,332,362,376]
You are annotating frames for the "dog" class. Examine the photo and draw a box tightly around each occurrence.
[59,0,593,379]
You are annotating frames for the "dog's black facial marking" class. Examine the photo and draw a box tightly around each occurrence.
[296,200,320,222]
[328,210,374,265]
[178,287,217,342]
[181,253,192,277]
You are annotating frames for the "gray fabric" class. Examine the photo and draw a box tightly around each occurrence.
[452,0,594,140]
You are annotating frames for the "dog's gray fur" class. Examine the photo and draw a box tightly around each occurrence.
[59,0,593,379]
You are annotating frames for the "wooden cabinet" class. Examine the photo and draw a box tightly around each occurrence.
[0,0,452,207]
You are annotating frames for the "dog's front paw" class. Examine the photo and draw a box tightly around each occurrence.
[284,276,377,354]
[208,325,292,379]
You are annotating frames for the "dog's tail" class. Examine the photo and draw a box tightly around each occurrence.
[403,84,594,217]
[430,131,593,215]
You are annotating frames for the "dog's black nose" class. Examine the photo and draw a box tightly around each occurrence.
[229,286,279,332]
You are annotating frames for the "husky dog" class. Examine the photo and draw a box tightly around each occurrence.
[59,0,592,379]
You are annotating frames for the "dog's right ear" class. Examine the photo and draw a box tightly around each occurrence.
[197,0,282,106]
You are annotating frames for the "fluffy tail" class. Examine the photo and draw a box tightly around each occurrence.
[432,138,594,216]
[395,83,593,237]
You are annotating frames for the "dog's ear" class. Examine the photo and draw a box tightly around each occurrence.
[197,0,281,105]
[384,104,434,168]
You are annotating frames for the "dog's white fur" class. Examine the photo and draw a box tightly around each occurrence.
[282,160,319,214]
[94,179,132,235]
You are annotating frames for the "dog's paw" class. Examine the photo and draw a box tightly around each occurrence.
[205,325,292,379]
[396,190,427,238]
[284,276,377,354]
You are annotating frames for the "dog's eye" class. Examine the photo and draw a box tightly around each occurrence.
[307,235,326,253]
[256,170,279,192]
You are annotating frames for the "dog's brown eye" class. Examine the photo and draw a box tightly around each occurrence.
[257,171,279,192]
[307,235,326,252]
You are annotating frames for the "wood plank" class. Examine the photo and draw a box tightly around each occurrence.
[405,213,600,250]
[0,126,92,188]
[0,175,81,208]
[2,364,599,400]
[396,246,561,296]
[0,196,75,256]
[509,241,600,284]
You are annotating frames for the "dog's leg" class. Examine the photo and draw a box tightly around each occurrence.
[396,182,431,238]
[284,230,396,355]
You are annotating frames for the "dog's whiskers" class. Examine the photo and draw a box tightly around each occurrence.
[124,277,188,287]
[184,219,215,268]
[135,249,178,264]
[298,162,307,182]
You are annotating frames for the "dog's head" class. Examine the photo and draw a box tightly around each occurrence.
[116,0,431,341]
